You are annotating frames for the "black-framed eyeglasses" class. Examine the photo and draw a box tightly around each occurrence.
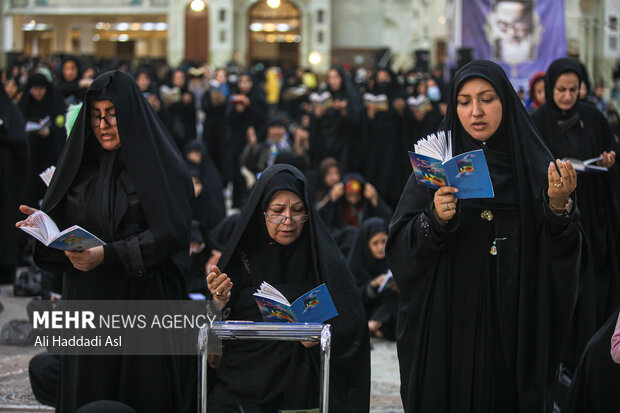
[89,114,117,128]
[263,213,309,224]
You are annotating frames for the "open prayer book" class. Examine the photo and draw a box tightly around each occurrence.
[308,91,332,107]
[19,210,105,251]
[25,116,50,133]
[253,282,338,323]
[562,157,607,173]
[363,93,389,111]
[408,131,494,199]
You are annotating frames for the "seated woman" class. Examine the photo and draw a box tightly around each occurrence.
[16,70,195,413]
[346,217,397,340]
[387,60,582,412]
[319,172,392,230]
[206,164,370,413]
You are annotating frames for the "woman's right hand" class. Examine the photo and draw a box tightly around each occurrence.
[15,205,39,228]
[433,186,459,224]
[206,265,233,309]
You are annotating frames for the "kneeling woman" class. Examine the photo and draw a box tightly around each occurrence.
[206,164,370,412]
[387,60,582,412]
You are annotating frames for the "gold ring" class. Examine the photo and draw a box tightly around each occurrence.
[553,183,563,188]
[215,291,221,296]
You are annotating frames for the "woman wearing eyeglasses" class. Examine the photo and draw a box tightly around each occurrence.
[206,164,370,413]
[16,71,195,412]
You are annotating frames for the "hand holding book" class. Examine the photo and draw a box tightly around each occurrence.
[16,205,106,271]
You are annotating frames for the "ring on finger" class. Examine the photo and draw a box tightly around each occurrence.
[215,291,222,296]
[553,182,563,188]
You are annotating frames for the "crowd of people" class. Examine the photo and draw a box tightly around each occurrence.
[0,52,619,412]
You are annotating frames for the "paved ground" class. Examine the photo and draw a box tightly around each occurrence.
[0,285,402,412]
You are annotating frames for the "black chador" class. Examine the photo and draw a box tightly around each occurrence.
[209,164,370,413]
[387,60,582,413]
[0,86,27,281]
[533,58,620,376]
[33,71,195,413]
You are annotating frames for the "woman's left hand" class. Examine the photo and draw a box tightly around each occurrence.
[547,159,577,210]
[65,246,104,272]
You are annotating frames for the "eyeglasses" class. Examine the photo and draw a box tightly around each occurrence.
[263,213,309,224]
[89,114,117,128]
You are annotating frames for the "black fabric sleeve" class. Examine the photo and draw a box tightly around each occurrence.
[106,229,171,278]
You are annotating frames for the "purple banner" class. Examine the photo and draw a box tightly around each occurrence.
[461,0,566,93]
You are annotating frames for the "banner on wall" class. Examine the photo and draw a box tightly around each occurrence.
[459,0,567,94]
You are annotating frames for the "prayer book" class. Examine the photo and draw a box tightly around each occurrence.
[282,86,308,100]
[253,282,338,323]
[308,91,332,107]
[39,166,56,187]
[25,116,50,133]
[562,157,608,173]
[407,95,431,111]
[363,93,389,111]
[409,131,495,199]
[19,210,106,251]
[159,85,181,103]
[378,270,395,293]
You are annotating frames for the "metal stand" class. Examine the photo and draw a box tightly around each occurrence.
[197,321,331,413]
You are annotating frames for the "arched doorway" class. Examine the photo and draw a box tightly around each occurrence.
[185,1,209,63]
[248,0,301,69]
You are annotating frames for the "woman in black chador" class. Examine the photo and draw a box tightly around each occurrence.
[206,164,370,413]
[387,60,582,413]
[347,217,397,340]
[309,66,363,172]
[16,71,195,412]
[19,73,67,206]
[0,84,27,283]
[227,72,268,208]
[532,59,620,366]
[362,68,407,209]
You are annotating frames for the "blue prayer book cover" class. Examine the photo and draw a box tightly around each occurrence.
[253,282,338,323]
[408,149,495,199]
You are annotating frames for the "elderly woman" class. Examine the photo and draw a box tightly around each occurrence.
[387,60,582,412]
[16,71,194,412]
[206,164,370,413]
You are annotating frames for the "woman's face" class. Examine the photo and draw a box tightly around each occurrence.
[136,73,151,92]
[456,78,502,142]
[172,70,186,88]
[63,61,78,82]
[376,70,390,83]
[328,69,342,91]
[324,166,341,188]
[215,69,227,84]
[90,99,121,151]
[368,231,388,260]
[554,72,579,111]
[533,79,545,104]
[238,75,252,94]
[5,79,18,98]
[264,190,307,245]
[30,85,46,102]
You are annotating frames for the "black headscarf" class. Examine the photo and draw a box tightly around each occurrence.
[329,66,363,118]
[19,73,66,122]
[41,70,193,253]
[540,58,583,129]
[346,217,389,285]
[217,164,370,413]
[444,60,554,212]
